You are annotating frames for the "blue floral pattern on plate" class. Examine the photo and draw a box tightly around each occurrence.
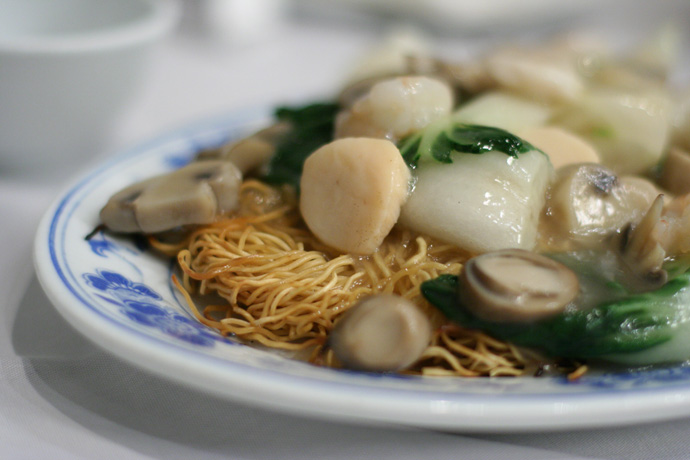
[571,365,690,389]
[86,229,148,275]
[83,269,223,347]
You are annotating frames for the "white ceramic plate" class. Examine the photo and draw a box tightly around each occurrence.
[34,107,690,433]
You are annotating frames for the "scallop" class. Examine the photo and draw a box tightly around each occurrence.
[299,138,410,255]
[335,76,453,143]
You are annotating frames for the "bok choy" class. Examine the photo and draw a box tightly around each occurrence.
[398,118,552,254]
[421,254,690,363]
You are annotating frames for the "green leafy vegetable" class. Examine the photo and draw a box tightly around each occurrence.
[261,102,339,190]
[421,261,690,359]
[399,118,538,169]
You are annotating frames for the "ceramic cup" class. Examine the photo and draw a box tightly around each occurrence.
[0,0,179,173]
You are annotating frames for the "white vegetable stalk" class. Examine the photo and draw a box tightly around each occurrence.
[400,149,552,254]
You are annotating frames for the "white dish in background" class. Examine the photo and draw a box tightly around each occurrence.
[34,107,690,433]
[0,0,179,173]
[296,0,630,33]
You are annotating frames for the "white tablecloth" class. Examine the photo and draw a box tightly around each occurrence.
[4,3,690,458]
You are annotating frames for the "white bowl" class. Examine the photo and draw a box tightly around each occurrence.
[0,0,179,173]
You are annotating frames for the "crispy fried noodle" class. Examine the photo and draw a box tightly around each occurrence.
[151,180,538,377]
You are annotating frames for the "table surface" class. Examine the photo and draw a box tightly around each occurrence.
[4,2,690,458]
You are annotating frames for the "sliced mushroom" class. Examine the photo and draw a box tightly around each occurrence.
[100,160,242,234]
[611,192,690,292]
[650,193,690,258]
[300,137,410,255]
[459,249,579,323]
[197,122,291,175]
[330,294,432,372]
[616,194,668,290]
[545,163,659,249]
[659,147,690,195]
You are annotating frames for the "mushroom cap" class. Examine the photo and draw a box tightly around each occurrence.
[547,163,658,248]
[459,249,579,323]
[199,122,291,175]
[100,160,242,234]
[330,294,432,372]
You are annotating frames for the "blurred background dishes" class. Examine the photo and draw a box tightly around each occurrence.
[294,0,613,32]
[0,0,179,174]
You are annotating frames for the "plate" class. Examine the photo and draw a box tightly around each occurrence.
[34,107,690,432]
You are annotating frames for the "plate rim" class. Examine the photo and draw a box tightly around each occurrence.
[33,106,690,432]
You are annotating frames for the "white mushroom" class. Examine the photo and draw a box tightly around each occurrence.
[334,76,453,143]
[300,138,410,255]
[616,195,668,290]
[615,192,690,291]
[100,160,242,233]
[198,122,291,175]
[545,163,659,249]
[459,249,579,323]
[330,294,432,372]
[652,193,690,257]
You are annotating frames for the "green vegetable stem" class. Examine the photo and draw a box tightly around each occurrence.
[420,265,690,360]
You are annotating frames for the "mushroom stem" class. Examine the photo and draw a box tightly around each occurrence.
[329,294,432,372]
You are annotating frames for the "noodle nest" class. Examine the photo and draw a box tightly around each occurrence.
[153,179,540,377]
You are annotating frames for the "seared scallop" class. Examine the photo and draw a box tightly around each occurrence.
[300,138,410,255]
